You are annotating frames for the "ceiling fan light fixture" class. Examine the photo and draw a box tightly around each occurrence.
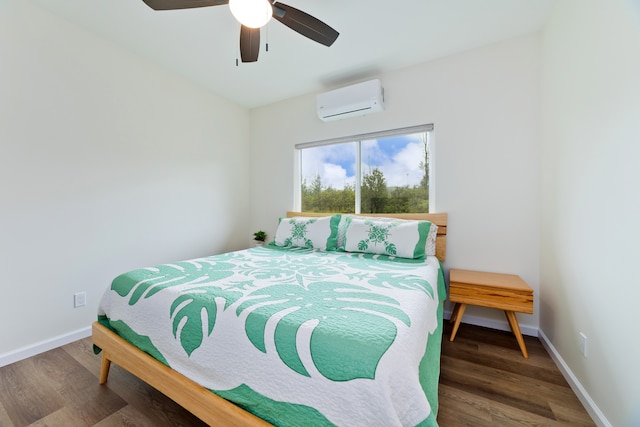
[229,0,273,28]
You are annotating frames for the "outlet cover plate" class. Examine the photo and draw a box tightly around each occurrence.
[74,292,87,308]
[579,332,588,358]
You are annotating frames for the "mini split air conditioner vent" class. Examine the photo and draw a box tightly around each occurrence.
[316,79,385,122]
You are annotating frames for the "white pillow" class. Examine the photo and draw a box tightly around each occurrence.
[273,215,340,251]
[343,217,432,259]
[337,215,438,256]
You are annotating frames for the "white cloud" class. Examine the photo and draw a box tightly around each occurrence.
[301,144,355,190]
[322,163,354,189]
[363,142,425,187]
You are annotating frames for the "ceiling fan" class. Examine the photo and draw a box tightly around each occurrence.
[141,0,339,63]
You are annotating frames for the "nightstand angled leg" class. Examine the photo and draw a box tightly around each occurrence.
[504,310,529,358]
[449,303,467,341]
[449,303,461,323]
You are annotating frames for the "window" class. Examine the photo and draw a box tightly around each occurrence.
[296,125,433,213]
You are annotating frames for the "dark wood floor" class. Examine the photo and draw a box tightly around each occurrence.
[438,322,594,426]
[0,322,594,426]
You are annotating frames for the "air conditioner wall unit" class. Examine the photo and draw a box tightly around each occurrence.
[316,79,385,122]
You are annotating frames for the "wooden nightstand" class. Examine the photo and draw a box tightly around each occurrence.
[448,269,534,358]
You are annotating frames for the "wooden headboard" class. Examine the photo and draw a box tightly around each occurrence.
[286,212,448,262]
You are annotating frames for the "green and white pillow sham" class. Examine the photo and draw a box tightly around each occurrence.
[337,215,438,256]
[273,215,340,251]
[343,217,432,259]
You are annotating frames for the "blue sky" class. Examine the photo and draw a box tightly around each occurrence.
[301,132,427,190]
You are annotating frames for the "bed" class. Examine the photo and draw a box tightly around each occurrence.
[93,212,448,426]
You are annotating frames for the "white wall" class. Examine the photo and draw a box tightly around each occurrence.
[0,1,250,358]
[540,1,640,425]
[250,35,541,332]
[4,0,635,423]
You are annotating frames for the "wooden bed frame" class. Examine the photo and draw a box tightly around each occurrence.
[92,212,447,426]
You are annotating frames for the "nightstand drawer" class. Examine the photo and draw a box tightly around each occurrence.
[449,282,533,313]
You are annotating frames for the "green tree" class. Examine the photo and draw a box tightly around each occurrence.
[310,174,323,194]
[418,133,429,191]
[338,183,356,213]
[302,175,355,213]
[415,133,430,212]
[388,186,411,213]
[362,168,388,213]
[302,153,429,214]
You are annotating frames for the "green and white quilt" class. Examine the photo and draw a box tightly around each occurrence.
[98,245,445,426]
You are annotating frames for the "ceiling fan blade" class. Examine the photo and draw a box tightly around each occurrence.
[272,2,339,47]
[142,0,228,11]
[240,26,260,63]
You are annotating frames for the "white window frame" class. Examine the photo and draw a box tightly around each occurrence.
[294,124,435,213]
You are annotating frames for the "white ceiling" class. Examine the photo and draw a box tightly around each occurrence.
[30,0,555,109]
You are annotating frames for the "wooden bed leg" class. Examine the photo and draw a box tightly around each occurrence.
[99,353,112,384]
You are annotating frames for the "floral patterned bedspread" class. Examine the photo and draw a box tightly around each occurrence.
[98,245,445,426]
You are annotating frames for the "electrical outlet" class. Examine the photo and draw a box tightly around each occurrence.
[579,332,588,358]
[74,292,87,308]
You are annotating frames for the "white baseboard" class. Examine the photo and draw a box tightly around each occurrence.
[0,326,92,368]
[443,308,539,337]
[538,329,611,427]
